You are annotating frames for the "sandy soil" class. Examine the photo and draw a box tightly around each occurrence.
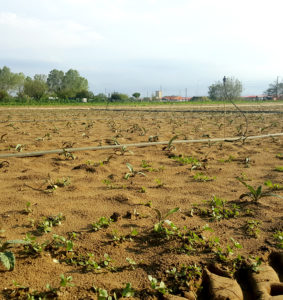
[0,107,282,299]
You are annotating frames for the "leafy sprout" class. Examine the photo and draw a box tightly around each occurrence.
[237,177,281,202]
[273,231,283,249]
[153,207,179,236]
[0,251,15,270]
[124,163,146,179]
[148,275,168,295]
[91,217,113,232]
[274,166,283,172]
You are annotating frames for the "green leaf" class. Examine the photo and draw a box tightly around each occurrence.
[256,186,262,197]
[164,207,179,219]
[154,209,162,222]
[122,283,134,297]
[126,163,134,173]
[0,251,15,270]
[167,135,178,149]
[247,184,256,195]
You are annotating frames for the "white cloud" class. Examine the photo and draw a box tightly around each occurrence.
[0,12,103,52]
[1,0,283,93]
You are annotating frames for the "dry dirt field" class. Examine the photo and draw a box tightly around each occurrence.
[0,105,282,300]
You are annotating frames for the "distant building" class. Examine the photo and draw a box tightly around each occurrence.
[162,96,191,101]
[242,95,275,101]
[155,90,162,99]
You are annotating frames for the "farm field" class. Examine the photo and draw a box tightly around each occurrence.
[0,105,282,299]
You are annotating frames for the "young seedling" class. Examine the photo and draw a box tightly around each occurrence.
[60,148,76,160]
[247,256,262,273]
[36,213,65,234]
[124,163,145,179]
[273,231,283,249]
[0,251,15,271]
[139,186,147,193]
[164,135,178,151]
[172,155,202,170]
[245,220,261,238]
[91,217,113,232]
[54,177,71,188]
[274,166,283,172]
[264,180,283,191]
[148,275,168,295]
[92,287,117,300]
[102,179,124,190]
[0,238,36,271]
[45,177,70,192]
[121,283,135,297]
[193,172,215,182]
[236,177,279,202]
[60,274,75,287]
[126,257,137,270]
[207,196,240,221]
[154,178,164,188]
[153,207,179,237]
[15,144,24,152]
[52,234,74,253]
[166,264,202,295]
[23,202,32,214]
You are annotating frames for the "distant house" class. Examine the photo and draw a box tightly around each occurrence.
[162,96,191,101]
[242,95,275,101]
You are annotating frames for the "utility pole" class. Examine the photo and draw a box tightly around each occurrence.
[223,76,227,138]
[276,76,279,99]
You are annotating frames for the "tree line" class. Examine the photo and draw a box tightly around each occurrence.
[0,66,282,102]
[208,77,283,100]
[0,66,91,101]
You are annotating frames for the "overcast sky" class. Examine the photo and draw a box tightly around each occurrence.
[1,0,282,96]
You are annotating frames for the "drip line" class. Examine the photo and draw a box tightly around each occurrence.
[0,133,282,159]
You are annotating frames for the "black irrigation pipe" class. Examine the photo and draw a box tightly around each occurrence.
[0,133,282,159]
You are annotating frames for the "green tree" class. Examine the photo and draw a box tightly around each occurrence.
[0,66,25,95]
[110,92,129,102]
[76,90,94,99]
[59,69,88,99]
[23,75,48,100]
[264,79,283,99]
[132,92,141,99]
[47,69,64,94]
[91,93,108,102]
[208,77,242,100]
[0,90,9,101]
[47,69,89,99]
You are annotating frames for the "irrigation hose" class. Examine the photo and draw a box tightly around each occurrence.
[0,133,282,159]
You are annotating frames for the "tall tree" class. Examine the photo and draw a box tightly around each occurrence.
[132,92,141,99]
[208,77,242,100]
[59,69,88,98]
[0,66,25,94]
[110,92,129,102]
[264,79,283,99]
[23,75,48,100]
[47,69,64,94]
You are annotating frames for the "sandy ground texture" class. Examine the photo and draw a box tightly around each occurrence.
[0,105,282,299]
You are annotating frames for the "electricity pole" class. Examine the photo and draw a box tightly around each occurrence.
[276,76,279,99]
